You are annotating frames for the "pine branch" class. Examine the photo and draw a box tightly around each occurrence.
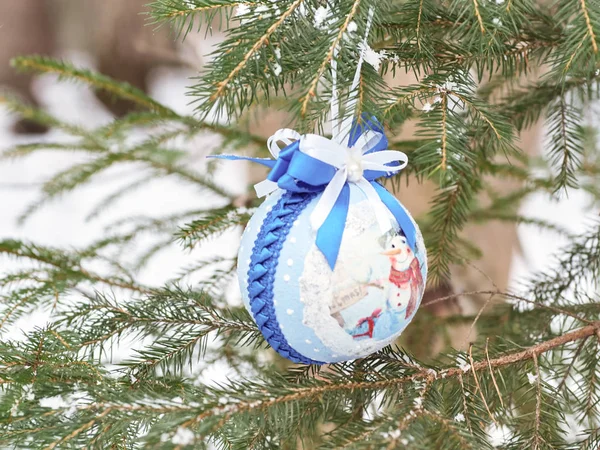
[5,141,233,223]
[498,73,600,131]
[554,0,600,75]
[299,0,362,118]
[58,287,260,361]
[579,0,598,54]
[208,0,304,104]
[0,95,91,139]
[0,240,152,295]
[152,0,246,20]
[425,170,478,284]
[546,97,585,191]
[150,1,253,38]
[174,323,600,439]
[170,256,235,283]
[11,56,177,116]
[176,206,251,249]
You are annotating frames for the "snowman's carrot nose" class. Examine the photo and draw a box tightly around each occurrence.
[381,248,402,256]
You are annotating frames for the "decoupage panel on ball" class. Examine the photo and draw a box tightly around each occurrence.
[297,188,426,363]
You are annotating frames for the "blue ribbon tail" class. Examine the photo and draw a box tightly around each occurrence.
[372,182,418,252]
[316,184,350,270]
[208,154,276,169]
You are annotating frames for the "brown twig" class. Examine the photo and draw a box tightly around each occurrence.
[181,323,600,430]
[49,330,71,350]
[580,0,598,53]
[464,292,496,346]
[469,343,496,424]
[423,289,594,326]
[472,0,485,34]
[210,0,304,102]
[416,0,424,50]
[564,39,586,73]
[44,408,112,450]
[440,94,448,171]
[160,2,254,19]
[458,373,473,433]
[532,353,542,450]
[486,338,505,408]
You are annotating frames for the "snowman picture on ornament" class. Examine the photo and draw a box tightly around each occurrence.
[330,230,424,342]
[379,232,423,319]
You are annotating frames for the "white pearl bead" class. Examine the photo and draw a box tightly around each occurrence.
[347,163,363,182]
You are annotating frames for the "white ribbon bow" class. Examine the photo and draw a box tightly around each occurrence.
[254,7,408,235]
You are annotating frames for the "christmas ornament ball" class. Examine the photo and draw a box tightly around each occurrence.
[237,184,427,364]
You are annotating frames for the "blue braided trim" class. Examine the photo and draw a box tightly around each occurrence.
[247,191,323,365]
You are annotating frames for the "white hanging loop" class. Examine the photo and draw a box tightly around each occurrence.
[330,45,341,141]
[337,7,376,143]
[260,6,409,236]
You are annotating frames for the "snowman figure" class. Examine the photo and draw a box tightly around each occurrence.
[380,233,423,320]
[349,232,423,341]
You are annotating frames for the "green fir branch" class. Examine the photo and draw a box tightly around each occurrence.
[177,206,250,249]
[1,0,600,447]
[11,56,177,116]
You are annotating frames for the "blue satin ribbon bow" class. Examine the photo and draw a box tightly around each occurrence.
[212,117,417,270]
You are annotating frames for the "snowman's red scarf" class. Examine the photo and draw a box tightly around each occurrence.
[388,258,422,319]
[388,257,420,285]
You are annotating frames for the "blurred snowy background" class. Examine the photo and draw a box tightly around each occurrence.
[0,0,596,400]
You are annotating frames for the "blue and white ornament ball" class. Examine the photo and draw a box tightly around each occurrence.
[237,184,427,364]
